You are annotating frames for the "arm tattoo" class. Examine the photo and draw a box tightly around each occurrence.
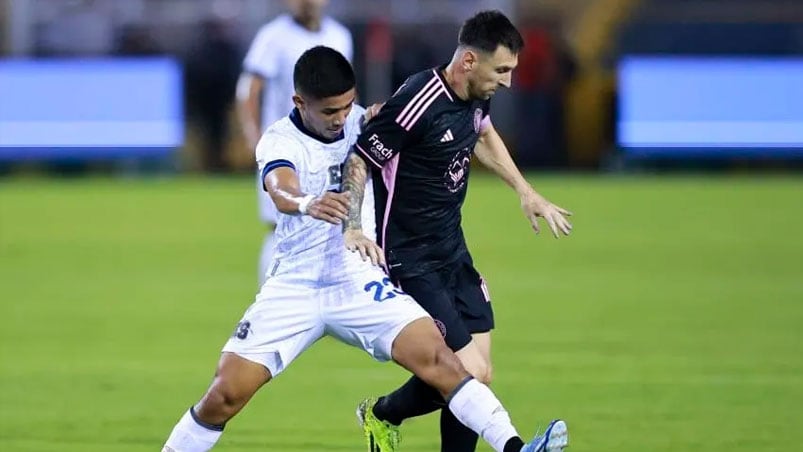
[342,150,368,231]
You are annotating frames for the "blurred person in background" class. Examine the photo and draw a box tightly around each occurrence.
[184,18,242,173]
[514,19,576,168]
[342,10,571,452]
[391,29,439,93]
[115,24,161,56]
[37,0,114,56]
[237,0,353,286]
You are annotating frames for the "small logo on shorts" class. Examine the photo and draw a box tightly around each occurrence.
[233,321,251,340]
[434,319,447,338]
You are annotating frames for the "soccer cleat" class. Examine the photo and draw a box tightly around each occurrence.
[521,419,569,452]
[356,398,401,452]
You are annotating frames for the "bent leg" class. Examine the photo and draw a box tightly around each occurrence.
[164,278,322,452]
[454,337,492,384]
[162,352,271,452]
[439,332,494,451]
[195,352,272,425]
[371,271,484,426]
[390,319,524,452]
[371,332,491,435]
[438,259,496,451]
[470,331,493,382]
[390,317,468,396]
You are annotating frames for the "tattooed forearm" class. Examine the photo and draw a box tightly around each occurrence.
[342,150,368,231]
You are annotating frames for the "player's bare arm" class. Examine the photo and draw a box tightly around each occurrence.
[237,73,266,150]
[264,167,349,225]
[475,119,573,238]
[342,151,385,266]
[342,150,367,230]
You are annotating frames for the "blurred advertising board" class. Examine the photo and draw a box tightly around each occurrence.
[618,56,803,159]
[0,58,183,161]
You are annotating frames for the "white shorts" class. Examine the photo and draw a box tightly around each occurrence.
[257,169,278,224]
[222,264,430,377]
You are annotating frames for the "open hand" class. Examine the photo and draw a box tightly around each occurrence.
[521,192,573,238]
[344,229,386,266]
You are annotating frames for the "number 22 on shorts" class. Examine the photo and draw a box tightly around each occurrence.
[364,277,405,302]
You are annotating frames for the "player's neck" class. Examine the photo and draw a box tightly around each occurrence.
[442,62,470,101]
[290,108,343,144]
[293,16,322,32]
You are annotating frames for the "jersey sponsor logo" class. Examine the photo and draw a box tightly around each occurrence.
[473,108,483,133]
[367,133,394,161]
[444,147,472,193]
[439,129,454,143]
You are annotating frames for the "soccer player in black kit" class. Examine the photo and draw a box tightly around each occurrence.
[342,10,572,452]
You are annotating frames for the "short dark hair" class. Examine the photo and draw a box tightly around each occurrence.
[458,10,524,54]
[294,46,355,99]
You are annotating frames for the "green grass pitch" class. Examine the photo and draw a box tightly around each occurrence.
[1,174,801,451]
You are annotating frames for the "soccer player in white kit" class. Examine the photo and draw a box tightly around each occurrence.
[161,47,559,452]
[237,0,353,285]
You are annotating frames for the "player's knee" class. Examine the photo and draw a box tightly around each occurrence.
[480,363,493,385]
[198,378,248,422]
[432,343,469,380]
[392,318,470,389]
[412,342,467,387]
[473,360,492,385]
[463,359,492,385]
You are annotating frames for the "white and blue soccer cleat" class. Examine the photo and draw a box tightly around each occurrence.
[521,419,569,452]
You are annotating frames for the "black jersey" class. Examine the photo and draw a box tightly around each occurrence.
[355,65,490,278]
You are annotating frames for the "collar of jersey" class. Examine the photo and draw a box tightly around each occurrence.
[436,64,470,105]
[290,108,345,144]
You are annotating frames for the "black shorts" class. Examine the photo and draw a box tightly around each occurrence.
[393,255,494,352]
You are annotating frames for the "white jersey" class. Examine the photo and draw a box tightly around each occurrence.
[225,105,428,376]
[244,14,354,130]
[227,105,429,377]
[255,105,374,286]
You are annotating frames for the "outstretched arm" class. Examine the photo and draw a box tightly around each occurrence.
[474,119,573,238]
[341,150,385,266]
[264,167,349,224]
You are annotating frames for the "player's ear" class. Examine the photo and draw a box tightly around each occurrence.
[292,94,305,110]
[462,49,478,71]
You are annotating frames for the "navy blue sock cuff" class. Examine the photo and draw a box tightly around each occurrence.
[445,376,474,405]
[503,436,525,452]
[190,406,225,432]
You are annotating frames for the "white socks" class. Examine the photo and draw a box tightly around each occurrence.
[447,378,520,452]
[162,380,518,452]
[162,407,223,452]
